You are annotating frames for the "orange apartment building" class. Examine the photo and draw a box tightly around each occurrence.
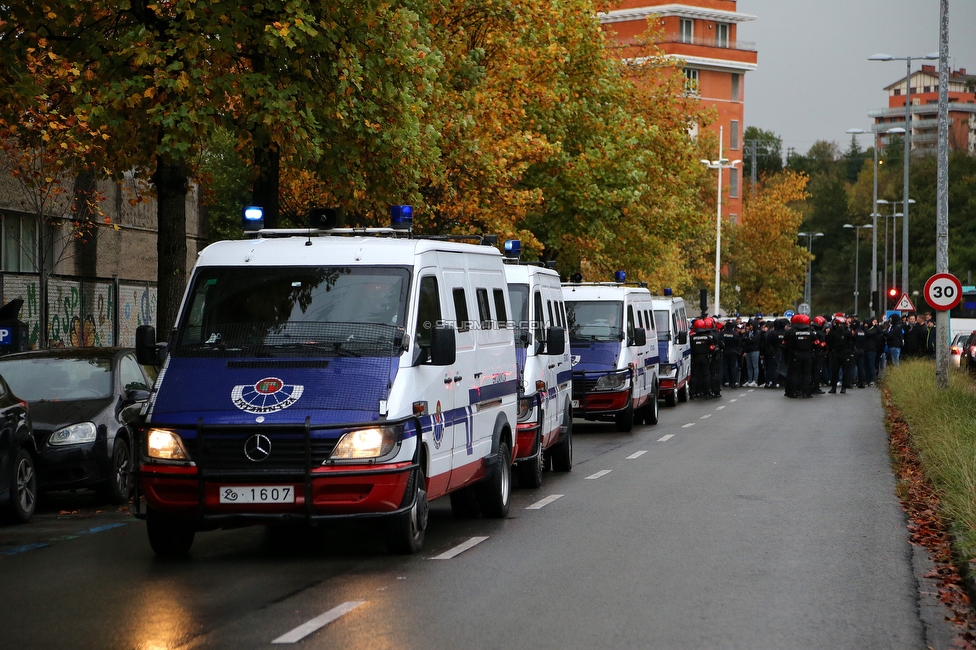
[599,0,758,219]
[870,64,976,155]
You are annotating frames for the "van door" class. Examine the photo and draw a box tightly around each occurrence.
[626,302,646,402]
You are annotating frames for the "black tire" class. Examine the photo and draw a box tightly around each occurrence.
[387,465,428,554]
[476,439,511,518]
[7,449,37,523]
[146,512,196,557]
[517,430,543,489]
[614,402,634,432]
[644,388,660,425]
[99,437,131,505]
[550,408,573,472]
[449,485,481,518]
[665,388,678,407]
[677,384,689,403]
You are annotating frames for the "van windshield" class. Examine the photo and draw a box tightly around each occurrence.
[566,301,624,343]
[174,266,411,358]
[654,310,670,337]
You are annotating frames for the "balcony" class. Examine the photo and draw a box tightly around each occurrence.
[655,34,757,52]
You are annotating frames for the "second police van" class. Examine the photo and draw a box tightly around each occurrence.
[651,291,690,407]
[502,241,573,488]
[132,208,518,556]
[563,274,660,432]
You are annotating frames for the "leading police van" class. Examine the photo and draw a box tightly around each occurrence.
[502,241,573,488]
[133,208,518,556]
[562,274,660,432]
[651,291,690,407]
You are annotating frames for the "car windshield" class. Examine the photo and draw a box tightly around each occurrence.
[0,357,113,401]
[566,301,624,343]
[174,266,412,358]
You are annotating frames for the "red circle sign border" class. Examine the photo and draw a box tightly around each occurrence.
[923,273,962,311]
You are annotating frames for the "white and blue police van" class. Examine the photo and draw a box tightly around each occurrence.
[562,275,659,432]
[651,291,690,407]
[132,207,518,556]
[502,241,573,488]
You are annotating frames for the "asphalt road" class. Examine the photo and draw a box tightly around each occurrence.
[0,386,949,649]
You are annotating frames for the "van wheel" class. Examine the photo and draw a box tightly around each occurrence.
[476,440,511,518]
[550,408,573,472]
[644,388,660,425]
[7,449,37,523]
[665,388,678,407]
[517,431,543,489]
[388,465,428,554]
[677,385,689,403]
[450,486,481,518]
[146,512,195,557]
[614,403,634,432]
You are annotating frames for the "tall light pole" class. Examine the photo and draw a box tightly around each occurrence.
[869,51,938,297]
[843,224,873,316]
[797,232,824,309]
[700,125,742,317]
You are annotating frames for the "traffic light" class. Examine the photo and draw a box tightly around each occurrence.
[887,287,898,308]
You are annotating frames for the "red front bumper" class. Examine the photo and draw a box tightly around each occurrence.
[577,389,631,414]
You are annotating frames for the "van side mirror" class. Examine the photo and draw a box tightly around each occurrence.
[677,331,688,345]
[631,327,647,347]
[546,327,565,356]
[135,325,166,366]
[516,329,531,348]
[429,326,457,366]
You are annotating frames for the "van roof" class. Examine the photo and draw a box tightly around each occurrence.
[562,284,652,300]
[503,263,561,284]
[196,235,503,268]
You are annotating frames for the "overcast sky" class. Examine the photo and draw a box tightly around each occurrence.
[735,0,976,159]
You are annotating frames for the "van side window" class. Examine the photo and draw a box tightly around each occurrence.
[555,301,563,327]
[637,310,644,329]
[533,292,545,342]
[547,300,555,329]
[415,276,442,359]
[627,305,636,339]
[476,288,492,330]
[646,310,654,331]
[493,289,508,328]
[452,287,470,332]
[560,302,567,329]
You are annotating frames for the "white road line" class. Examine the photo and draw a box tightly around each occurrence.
[657,434,674,442]
[586,470,612,480]
[715,405,726,410]
[729,399,737,402]
[682,423,695,428]
[626,450,648,459]
[272,601,366,644]
[700,414,711,419]
[430,536,490,560]
[748,389,755,393]
[526,494,564,510]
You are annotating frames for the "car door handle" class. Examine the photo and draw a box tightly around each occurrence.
[474,372,483,379]
[548,364,556,369]
[444,376,453,385]
[453,375,462,383]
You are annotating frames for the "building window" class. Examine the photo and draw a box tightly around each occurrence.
[716,23,729,48]
[731,74,740,101]
[893,88,901,96]
[729,214,738,225]
[924,85,932,93]
[683,68,699,95]
[730,120,739,150]
[2,213,38,273]
[680,18,693,44]
[729,169,739,198]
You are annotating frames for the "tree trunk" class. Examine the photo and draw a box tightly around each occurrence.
[73,169,98,281]
[152,158,189,340]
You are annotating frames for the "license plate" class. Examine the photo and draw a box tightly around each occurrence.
[571,400,580,409]
[219,486,295,504]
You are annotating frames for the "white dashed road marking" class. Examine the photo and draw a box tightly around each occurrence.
[272,601,366,644]
[682,423,695,428]
[430,536,490,560]
[716,406,726,410]
[586,470,613,480]
[748,389,755,393]
[657,434,674,442]
[626,451,648,459]
[700,414,711,419]
[729,399,737,402]
[526,494,564,510]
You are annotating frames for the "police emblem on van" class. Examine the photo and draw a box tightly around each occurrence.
[231,377,305,414]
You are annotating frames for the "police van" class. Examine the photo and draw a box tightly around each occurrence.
[502,242,573,488]
[651,292,690,407]
[562,276,659,432]
[133,209,518,556]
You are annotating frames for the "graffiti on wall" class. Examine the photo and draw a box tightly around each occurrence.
[118,284,158,347]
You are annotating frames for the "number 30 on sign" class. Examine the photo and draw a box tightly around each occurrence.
[923,273,963,311]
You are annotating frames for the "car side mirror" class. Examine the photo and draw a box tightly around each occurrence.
[124,388,151,404]
[135,325,167,366]
[546,327,565,356]
[677,331,688,345]
[429,326,456,366]
[631,327,647,347]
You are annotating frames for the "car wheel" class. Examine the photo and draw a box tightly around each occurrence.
[517,430,543,489]
[677,385,689,403]
[476,440,511,518]
[550,408,573,472]
[449,485,481,518]
[146,512,195,557]
[387,464,428,554]
[7,449,37,523]
[100,438,131,505]
[645,388,660,425]
[614,403,634,432]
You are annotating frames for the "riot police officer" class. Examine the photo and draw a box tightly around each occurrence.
[783,314,815,398]
[707,318,723,397]
[721,320,741,389]
[689,319,714,398]
[810,316,827,395]
[826,314,854,394]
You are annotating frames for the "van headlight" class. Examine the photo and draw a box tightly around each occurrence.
[594,373,628,391]
[146,429,190,460]
[331,426,399,460]
[659,363,673,375]
[517,397,535,422]
[48,422,97,446]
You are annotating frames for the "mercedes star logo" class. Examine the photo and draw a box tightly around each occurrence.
[243,434,272,462]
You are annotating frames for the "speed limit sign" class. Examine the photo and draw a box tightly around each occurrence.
[923,273,963,311]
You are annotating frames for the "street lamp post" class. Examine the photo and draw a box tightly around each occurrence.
[843,224,873,315]
[869,52,938,296]
[700,125,742,317]
[797,231,824,309]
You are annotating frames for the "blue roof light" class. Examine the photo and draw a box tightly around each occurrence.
[503,239,521,258]
[242,205,264,231]
[663,287,673,297]
[614,270,626,283]
[390,205,413,230]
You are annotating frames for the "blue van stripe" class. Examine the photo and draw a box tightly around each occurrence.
[556,369,573,385]
[468,379,519,404]
[644,356,660,366]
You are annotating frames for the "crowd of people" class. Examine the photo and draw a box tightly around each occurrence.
[687,311,939,400]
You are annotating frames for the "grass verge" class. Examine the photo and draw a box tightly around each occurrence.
[884,358,976,561]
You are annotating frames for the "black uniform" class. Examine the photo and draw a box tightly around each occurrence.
[709,325,723,397]
[826,321,854,393]
[689,329,715,398]
[721,323,742,388]
[763,321,787,388]
[811,321,827,394]
[852,324,871,388]
[783,323,815,398]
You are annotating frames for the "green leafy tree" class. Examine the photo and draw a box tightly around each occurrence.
[741,126,783,185]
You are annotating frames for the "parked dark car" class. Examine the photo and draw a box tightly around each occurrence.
[0,371,36,523]
[964,332,976,375]
[0,348,153,504]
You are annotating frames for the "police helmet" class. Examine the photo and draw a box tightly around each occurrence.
[813,316,826,327]
[791,314,810,326]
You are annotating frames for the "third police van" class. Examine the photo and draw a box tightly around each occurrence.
[651,291,690,407]
[562,274,659,432]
